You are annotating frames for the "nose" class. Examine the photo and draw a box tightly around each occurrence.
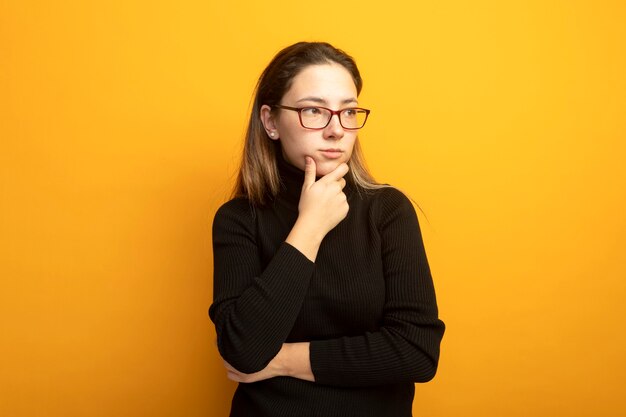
[323,113,345,140]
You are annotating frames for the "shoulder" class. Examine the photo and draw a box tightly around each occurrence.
[215,197,254,217]
[377,186,413,207]
[359,186,419,228]
[360,185,415,213]
[213,198,256,233]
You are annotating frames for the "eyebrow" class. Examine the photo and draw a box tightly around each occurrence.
[295,96,358,105]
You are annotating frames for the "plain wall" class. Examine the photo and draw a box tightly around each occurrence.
[1,1,625,416]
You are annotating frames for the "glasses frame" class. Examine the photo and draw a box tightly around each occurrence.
[273,104,370,130]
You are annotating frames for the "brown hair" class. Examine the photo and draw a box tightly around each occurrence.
[232,41,384,206]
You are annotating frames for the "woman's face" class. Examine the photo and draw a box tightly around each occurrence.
[261,63,359,177]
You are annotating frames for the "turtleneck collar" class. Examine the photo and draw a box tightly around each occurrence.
[276,154,307,208]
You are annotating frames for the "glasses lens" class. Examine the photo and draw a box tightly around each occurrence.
[300,107,331,129]
[298,107,369,129]
[340,108,368,129]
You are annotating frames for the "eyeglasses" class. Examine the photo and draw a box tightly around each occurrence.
[273,105,370,130]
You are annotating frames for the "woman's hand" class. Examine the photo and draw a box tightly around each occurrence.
[224,359,281,384]
[224,343,314,383]
[286,157,349,261]
[299,156,349,235]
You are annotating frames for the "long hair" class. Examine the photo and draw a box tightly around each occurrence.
[232,42,384,206]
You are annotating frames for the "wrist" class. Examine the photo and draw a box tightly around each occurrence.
[286,219,325,261]
[274,344,293,377]
[277,343,314,382]
[292,217,326,242]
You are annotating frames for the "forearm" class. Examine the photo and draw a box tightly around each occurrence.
[285,218,325,262]
[212,243,315,373]
[309,320,444,387]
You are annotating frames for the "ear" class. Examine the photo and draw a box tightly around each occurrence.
[260,104,280,140]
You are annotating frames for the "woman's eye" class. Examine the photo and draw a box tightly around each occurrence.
[343,109,357,117]
[302,107,321,116]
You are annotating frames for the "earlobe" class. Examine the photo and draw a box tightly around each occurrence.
[260,104,280,140]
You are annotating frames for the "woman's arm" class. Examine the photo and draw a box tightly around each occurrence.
[210,158,349,374]
[210,202,315,373]
[309,188,445,387]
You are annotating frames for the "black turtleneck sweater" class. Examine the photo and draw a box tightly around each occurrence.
[209,157,445,417]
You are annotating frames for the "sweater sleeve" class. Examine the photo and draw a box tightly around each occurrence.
[309,188,445,387]
[208,199,315,373]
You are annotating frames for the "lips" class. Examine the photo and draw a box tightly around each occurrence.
[319,149,344,159]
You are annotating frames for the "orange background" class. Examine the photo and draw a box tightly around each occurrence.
[1,1,625,416]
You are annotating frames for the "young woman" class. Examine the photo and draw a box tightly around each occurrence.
[209,42,445,417]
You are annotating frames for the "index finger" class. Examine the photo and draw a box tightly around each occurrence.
[223,361,238,372]
[320,162,349,182]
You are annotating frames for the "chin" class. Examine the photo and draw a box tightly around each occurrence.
[315,159,348,176]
